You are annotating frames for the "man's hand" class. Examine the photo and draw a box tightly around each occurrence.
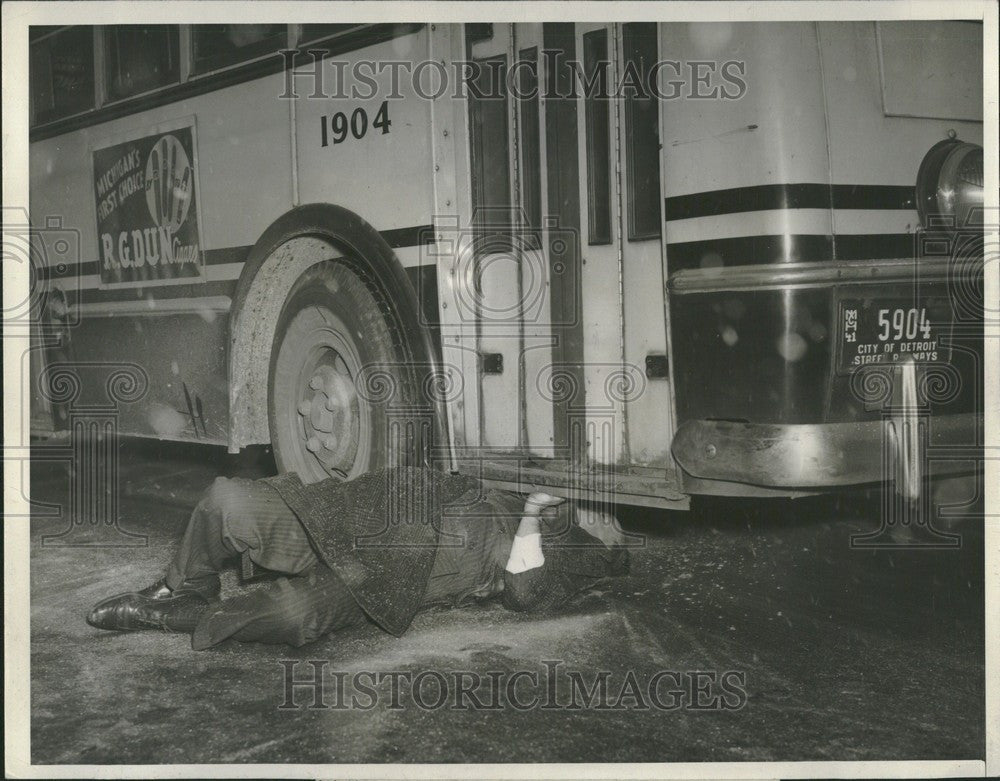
[514,492,565,542]
[508,492,563,573]
[522,491,566,517]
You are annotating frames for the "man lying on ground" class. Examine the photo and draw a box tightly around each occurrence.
[86,466,628,650]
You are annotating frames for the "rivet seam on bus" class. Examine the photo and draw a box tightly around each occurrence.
[706,444,717,458]
[442,129,449,137]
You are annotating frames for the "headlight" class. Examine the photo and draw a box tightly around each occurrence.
[916,138,984,231]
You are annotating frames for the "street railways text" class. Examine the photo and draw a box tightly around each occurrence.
[851,341,939,365]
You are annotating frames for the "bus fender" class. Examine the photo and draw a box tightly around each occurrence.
[226,203,442,455]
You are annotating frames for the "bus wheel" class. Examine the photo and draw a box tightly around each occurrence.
[268,262,405,483]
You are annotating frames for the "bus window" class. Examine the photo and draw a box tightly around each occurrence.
[104,25,180,101]
[518,47,542,248]
[469,56,512,241]
[192,25,287,74]
[622,23,661,241]
[30,26,94,124]
[583,29,612,245]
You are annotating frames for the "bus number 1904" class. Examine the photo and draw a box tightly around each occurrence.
[320,101,392,147]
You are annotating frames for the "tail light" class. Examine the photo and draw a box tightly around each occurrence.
[916,137,984,231]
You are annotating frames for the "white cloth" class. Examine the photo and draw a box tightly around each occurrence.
[505,532,545,574]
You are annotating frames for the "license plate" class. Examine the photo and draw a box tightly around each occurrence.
[837,297,953,374]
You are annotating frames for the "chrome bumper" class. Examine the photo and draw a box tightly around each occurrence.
[671,412,980,489]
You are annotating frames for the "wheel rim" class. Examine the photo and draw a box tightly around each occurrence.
[274,306,371,483]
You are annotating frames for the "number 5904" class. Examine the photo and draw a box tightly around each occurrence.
[877,308,931,341]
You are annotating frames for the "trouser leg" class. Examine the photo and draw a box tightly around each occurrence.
[191,565,368,650]
[165,477,318,594]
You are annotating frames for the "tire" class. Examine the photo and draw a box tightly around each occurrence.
[268,261,414,484]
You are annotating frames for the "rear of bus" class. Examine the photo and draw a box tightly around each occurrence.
[661,22,984,509]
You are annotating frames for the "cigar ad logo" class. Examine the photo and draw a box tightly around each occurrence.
[93,122,203,285]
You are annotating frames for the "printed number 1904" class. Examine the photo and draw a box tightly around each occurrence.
[320,101,391,147]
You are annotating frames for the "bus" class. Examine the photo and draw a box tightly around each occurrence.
[27,21,985,514]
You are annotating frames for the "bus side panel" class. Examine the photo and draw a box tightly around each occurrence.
[621,238,674,466]
[817,22,983,197]
[30,72,294,442]
[659,22,834,271]
[30,71,294,265]
[60,312,232,445]
[294,30,435,245]
[660,23,835,429]
[187,72,295,251]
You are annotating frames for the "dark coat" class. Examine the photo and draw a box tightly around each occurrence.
[264,466,483,636]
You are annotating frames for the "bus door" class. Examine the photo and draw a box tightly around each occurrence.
[459,23,683,503]
[465,24,555,459]
[615,23,679,476]
[574,22,680,475]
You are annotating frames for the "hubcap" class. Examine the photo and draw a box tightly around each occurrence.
[297,358,360,478]
[274,306,370,483]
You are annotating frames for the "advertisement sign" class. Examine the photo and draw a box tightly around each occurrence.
[93,120,204,285]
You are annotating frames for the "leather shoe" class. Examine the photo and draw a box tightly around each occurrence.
[86,579,217,633]
[136,576,220,601]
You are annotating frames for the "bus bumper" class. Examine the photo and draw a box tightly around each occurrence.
[671,412,980,490]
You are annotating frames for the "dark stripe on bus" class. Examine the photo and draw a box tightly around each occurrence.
[664,184,916,221]
[404,263,442,359]
[835,233,919,261]
[666,233,917,272]
[831,184,915,211]
[204,245,253,265]
[30,23,425,142]
[37,245,250,281]
[37,225,435,281]
[66,279,240,305]
[381,224,435,248]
